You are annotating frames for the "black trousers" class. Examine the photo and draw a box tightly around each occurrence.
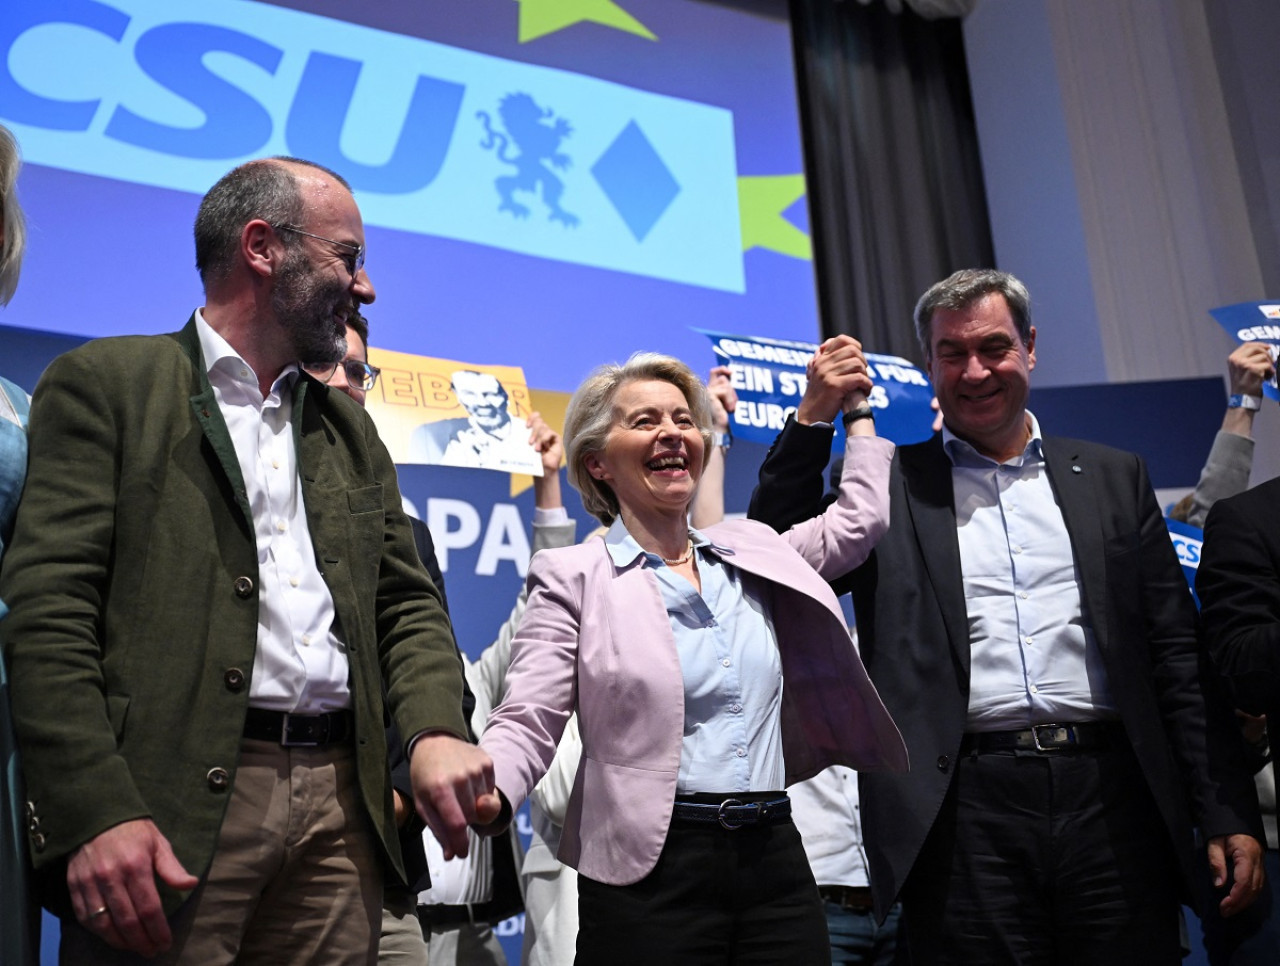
[575,798,828,965]
[900,740,1183,965]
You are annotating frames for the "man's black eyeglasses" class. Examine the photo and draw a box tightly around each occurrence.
[273,224,366,276]
[304,359,381,392]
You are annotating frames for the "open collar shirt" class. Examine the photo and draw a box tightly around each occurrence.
[943,412,1117,731]
[196,311,349,712]
[604,519,785,793]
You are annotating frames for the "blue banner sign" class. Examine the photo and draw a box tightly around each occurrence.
[1209,301,1280,402]
[699,329,936,448]
[0,0,744,292]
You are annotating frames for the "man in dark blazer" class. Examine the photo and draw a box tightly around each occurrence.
[750,269,1263,963]
[0,158,497,963]
[1199,475,1280,786]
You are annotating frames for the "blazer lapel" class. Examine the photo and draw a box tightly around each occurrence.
[1042,438,1111,654]
[177,318,254,535]
[899,438,971,674]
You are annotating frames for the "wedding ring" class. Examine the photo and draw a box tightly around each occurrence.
[89,906,109,918]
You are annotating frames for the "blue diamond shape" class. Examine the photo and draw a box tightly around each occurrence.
[591,121,680,242]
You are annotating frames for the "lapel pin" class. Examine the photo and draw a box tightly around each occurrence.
[1071,464,1082,474]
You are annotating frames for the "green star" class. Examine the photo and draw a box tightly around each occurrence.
[737,175,812,260]
[516,0,657,43]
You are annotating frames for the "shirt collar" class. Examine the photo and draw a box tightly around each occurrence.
[942,410,1045,468]
[602,518,721,569]
[194,309,299,397]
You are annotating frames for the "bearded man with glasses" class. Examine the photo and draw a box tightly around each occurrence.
[1,157,497,965]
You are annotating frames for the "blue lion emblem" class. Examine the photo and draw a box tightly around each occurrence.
[476,93,579,227]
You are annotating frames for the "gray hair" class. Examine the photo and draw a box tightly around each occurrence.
[193,156,349,288]
[564,352,714,526]
[913,268,1032,359]
[0,125,27,306]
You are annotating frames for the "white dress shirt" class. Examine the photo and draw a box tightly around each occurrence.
[196,312,350,712]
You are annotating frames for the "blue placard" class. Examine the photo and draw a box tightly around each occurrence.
[699,329,936,448]
[1208,301,1280,401]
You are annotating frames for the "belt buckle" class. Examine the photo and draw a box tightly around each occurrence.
[1032,723,1069,752]
[280,712,325,747]
[717,798,748,830]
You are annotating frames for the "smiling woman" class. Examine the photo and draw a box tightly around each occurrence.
[477,351,908,965]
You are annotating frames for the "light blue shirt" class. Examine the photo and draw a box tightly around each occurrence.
[603,519,785,793]
[943,413,1118,730]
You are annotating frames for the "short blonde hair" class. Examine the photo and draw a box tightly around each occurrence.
[0,125,27,306]
[564,352,714,526]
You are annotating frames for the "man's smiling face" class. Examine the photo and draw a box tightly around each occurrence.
[926,291,1036,463]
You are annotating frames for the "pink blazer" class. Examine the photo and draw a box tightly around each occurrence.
[480,435,907,886]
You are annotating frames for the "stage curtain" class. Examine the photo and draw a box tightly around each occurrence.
[790,0,994,362]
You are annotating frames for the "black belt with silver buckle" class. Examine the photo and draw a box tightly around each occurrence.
[243,708,353,747]
[961,721,1121,755]
[671,795,792,830]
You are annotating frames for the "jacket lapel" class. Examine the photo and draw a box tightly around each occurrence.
[899,437,971,674]
[177,318,254,535]
[1042,437,1111,655]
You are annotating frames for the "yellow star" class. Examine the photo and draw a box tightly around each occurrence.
[737,175,812,260]
[516,0,657,43]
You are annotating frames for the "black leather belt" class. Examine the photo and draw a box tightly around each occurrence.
[671,795,791,830]
[818,885,874,911]
[243,708,353,747]
[418,903,476,932]
[961,721,1121,755]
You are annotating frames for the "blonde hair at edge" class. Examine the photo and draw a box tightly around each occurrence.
[0,125,27,306]
[564,352,715,527]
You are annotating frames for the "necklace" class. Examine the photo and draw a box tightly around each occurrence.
[662,539,694,567]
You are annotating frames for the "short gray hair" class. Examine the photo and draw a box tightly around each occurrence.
[193,156,349,288]
[564,352,714,526]
[0,124,27,306]
[913,268,1032,358]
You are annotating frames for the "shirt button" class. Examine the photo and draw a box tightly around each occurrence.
[1013,546,1023,554]
[276,521,287,533]
[289,577,300,588]
[272,459,280,469]
[301,634,312,646]
[1020,592,1029,600]
[721,659,731,668]
[239,368,250,380]
[1030,685,1039,694]
[731,704,742,713]
[736,748,746,758]
[1024,636,1033,645]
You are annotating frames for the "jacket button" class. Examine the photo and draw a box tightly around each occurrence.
[31,832,46,853]
[28,815,41,834]
[233,576,254,598]
[936,755,950,772]
[224,668,246,692]
[207,767,230,791]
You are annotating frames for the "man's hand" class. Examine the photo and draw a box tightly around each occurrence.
[796,335,873,426]
[1227,341,1275,398]
[67,818,198,956]
[410,733,501,861]
[707,365,738,433]
[1207,832,1265,917]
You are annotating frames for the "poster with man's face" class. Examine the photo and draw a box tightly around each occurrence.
[365,348,542,475]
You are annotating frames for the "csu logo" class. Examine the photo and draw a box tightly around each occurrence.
[0,0,743,292]
[1170,535,1202,569]
[0,0,462,194]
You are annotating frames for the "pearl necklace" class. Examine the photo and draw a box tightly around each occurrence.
[662,539,694,567]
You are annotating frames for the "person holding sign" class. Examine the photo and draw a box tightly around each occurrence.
[474,351,905,964]
[750,268,1264,964]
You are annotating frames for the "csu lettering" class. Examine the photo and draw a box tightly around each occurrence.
[0,0,463,192]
